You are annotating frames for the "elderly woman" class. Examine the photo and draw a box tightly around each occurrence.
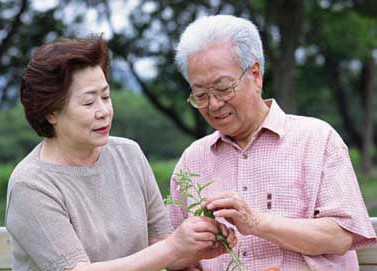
[5,36,235,271]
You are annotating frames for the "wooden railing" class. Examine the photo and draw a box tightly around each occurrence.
[1,218,377,270]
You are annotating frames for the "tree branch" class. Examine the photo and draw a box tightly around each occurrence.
[127,61,197,138]
[0,0,28,60]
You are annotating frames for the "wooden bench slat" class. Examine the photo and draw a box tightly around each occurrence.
[357,217,377,265]
[359,266,377,271]
[0,227,11,270]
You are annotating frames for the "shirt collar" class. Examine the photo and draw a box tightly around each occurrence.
[209,99,286,150]
[261,98,286,138]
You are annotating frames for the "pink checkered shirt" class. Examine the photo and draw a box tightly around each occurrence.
[168,99,377,271]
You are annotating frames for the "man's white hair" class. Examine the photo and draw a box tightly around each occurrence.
[175,15,265,82]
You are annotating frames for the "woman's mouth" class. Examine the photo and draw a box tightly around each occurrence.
[93,125,110,135]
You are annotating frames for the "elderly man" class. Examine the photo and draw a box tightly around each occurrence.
[168,15,377,271]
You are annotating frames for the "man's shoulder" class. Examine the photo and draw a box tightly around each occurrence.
[286,114,335,135]
[285,114,346,148]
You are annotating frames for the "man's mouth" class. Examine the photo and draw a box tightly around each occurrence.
[214,112,231,120]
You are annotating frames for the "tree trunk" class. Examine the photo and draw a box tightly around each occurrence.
[326,57,362,149]
[360,55,375,177]
[269,0,303,113]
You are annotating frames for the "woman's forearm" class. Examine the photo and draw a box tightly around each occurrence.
[70,239,180,271]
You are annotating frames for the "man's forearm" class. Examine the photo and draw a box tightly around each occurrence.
[255,214,353,256]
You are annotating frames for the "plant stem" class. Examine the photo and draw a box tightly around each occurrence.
[216,233,244,270]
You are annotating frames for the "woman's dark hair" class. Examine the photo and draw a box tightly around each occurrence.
[20,35,110,138]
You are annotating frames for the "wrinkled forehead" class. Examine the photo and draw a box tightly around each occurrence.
[188,41,243,86]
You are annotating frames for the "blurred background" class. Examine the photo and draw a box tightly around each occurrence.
[0,0,377,226]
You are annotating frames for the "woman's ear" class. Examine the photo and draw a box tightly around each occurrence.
[46,112,57,125]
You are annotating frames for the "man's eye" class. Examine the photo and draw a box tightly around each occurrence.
[194,93,207,99]
[214,86,232,93]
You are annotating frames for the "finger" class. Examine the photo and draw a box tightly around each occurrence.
[219,223,228,237]
[192,221,219,234]
[192,231,217,242]
[201,192,238,207]
[227,228,237,247]
[207,198,243,212]
[213,209,240,222]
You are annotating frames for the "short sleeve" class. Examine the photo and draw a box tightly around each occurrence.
[167,153,189,230]
[137,147,173,238]
[6,182,90,271]
[315,131,377,249]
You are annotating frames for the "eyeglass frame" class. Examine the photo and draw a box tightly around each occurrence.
[186,68,249,109]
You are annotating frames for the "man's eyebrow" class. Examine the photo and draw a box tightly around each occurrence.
[192,76,233,88]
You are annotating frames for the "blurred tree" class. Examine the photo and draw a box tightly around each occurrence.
[306,4,377,176]
[0,0,376,174]
[0,0,66,109]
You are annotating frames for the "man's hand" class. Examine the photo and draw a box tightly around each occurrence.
[202,192,269,236]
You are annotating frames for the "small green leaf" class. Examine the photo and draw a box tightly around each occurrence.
[203,208,215,218]
[182,191,194,199]
[187,202,201,211]
[198,181,213,193]
[163,195,173,205]
[194,207,204,216]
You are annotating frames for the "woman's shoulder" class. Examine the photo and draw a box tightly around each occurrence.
[106,136,145,155]
[9,144,43,183]
[107,136,139,148]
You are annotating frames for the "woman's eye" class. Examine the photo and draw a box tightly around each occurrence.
[84,101,94,106]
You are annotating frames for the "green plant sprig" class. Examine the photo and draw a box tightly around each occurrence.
[164,169,246,271]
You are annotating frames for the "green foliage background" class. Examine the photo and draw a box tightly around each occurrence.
[0,89,376,226]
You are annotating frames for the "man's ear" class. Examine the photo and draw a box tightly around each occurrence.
[46,112,57,125]
[250,62,263,92]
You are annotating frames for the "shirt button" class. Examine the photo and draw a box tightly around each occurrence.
[242,153,248,159]
[242,251,247,257]
[242,186,248,191]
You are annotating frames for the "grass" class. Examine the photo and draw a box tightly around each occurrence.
[0,198,6,226]
[359,174,377,217]
[150,159,177,198]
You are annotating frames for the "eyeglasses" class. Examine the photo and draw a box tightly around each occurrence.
[187,68,248,109]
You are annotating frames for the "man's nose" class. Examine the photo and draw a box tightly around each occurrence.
[208,92,225,111]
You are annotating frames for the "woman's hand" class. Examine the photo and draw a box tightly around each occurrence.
[166,216,218,258]
[165,216,237,270]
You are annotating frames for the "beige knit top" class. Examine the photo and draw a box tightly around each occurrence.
[6,137,172,271]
